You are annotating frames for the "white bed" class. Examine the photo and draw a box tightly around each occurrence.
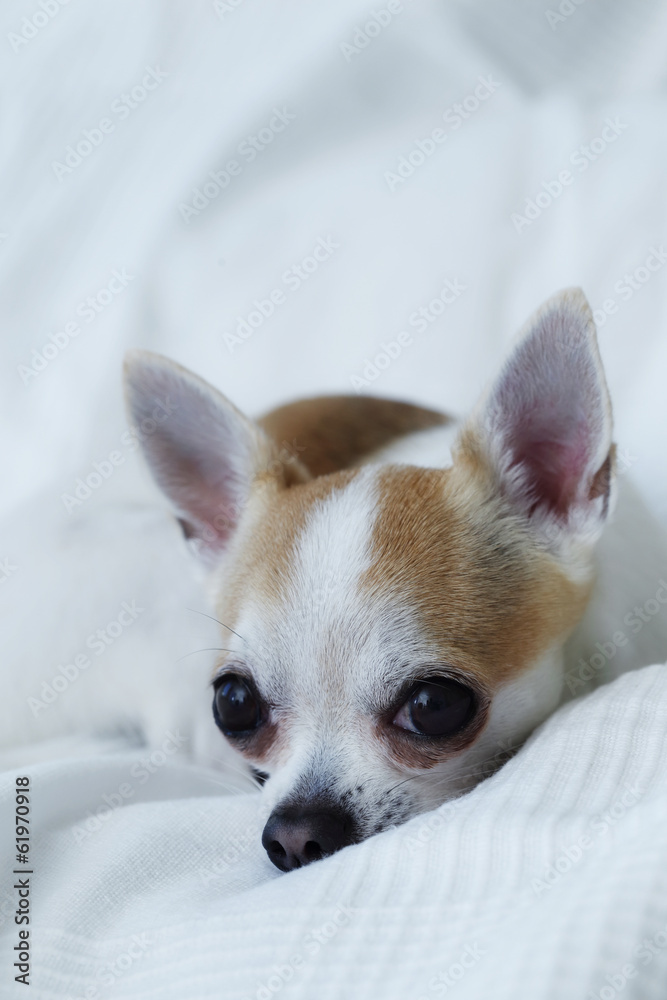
[2,1,667,996]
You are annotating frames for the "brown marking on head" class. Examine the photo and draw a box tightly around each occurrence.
[363,463,592,689]
[355,456,594,770]
[211,469,369,770]
[214,468,361,654]
[259,395,449,477]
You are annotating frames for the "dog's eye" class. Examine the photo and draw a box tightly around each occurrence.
[392,678,475,737]
[213,674,262,734]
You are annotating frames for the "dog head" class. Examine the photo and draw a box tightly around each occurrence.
[124,288,614,871]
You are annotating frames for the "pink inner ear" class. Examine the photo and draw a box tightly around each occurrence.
[484,290,612,524]
[512,429,591,519]
[156,436,251,550]
[124,353,261,557]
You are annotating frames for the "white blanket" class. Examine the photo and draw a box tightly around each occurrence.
[2,664,667,999]
[3,0,667,997]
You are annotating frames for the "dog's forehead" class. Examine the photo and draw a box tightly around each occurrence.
[225,466,392,701]
[219,461,588,698]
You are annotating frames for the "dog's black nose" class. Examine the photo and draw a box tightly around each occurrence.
[262,808,353,871]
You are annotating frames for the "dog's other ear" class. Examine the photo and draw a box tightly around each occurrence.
[123,351,309,560]
[458,288,614,544]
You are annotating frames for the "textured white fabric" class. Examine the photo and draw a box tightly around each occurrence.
[1,664,667,999]
[3,1,667,997]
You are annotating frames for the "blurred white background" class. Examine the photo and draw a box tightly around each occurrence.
[3,0,667,760]
[2,0,667,515]
[2,0,667,749]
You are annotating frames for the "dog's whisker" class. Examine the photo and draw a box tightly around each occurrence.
[202,774,258,795]
[205,764,264,791]
[195,760,259,790]
[185,607,250,648]
[386,742,524,800]
[176,647,235,664]
[203,748,264,783]
[386,772,426,796]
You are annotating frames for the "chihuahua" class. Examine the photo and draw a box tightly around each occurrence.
[124,288,667,871]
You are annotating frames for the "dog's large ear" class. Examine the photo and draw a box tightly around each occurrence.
[458,288,614,544]
[123,351,309,560]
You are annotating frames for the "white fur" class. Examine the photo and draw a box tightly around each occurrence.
[565,475,667,694]
[358,421,458,470]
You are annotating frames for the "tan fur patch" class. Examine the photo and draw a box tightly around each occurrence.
[225,469,360,609]
[259,395,449,477]
[364,464,592,688]
[222,394,448,614]
[213,468,364,693]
